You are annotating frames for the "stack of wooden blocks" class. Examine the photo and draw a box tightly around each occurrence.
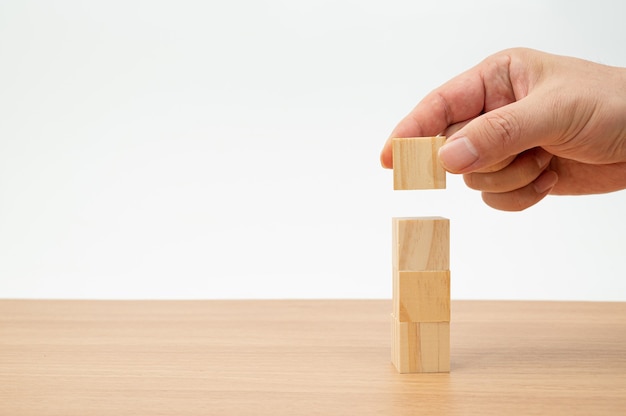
[391,136,450,373]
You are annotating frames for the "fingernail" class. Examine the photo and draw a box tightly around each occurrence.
[533,170,558,194]
[438,136,479,172]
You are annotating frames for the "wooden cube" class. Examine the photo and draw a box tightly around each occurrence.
[395,270,450,322]
[393,137,446,190]
[392,217,449,272]
[391,315,450,373]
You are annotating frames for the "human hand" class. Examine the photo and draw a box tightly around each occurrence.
[380,48,626,211]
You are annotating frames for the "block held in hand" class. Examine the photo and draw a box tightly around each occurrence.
[392,137,446,190]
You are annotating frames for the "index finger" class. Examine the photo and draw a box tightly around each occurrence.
[380,56,513,168]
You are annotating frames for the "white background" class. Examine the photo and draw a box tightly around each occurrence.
[1,0,625,300]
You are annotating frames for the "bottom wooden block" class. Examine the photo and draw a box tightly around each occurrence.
[391,315,450,373]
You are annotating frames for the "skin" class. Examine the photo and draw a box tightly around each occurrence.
[380,48,626,211]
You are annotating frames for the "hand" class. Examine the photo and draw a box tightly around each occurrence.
[380,48,626,211]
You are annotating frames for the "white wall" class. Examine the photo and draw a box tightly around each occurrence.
[1,0,625,300]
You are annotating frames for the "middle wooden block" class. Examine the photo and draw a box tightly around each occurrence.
[393,270,450,322]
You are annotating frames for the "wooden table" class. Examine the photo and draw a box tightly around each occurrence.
[1,300,625,415]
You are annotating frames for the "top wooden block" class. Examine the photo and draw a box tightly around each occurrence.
[392,217,449,271]
[393,137,446,190]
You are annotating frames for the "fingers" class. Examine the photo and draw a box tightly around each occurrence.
[548,159,626,195]
[438,91,556,174]
[380,55,505,169]
[464,147,558,211]
[464,148,553,193]
[481,170,558,211]
[442,119,471,138]
[381,48,539,169]
[444,120,518,173]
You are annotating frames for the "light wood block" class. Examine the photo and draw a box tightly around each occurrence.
[395,270,450,322]
[393,136,446,190]
[391,315,450,373]
[392,217,449,271]
[391,268,399,319]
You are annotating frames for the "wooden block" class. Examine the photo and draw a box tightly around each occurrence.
[391,314,413,374]
[419,322,450,372]
[437,322,451,372]
[391,315,450,373]
[392,217,449,271]
[392,268,399,319]
[393,137,446,190]
[396,270,450,322]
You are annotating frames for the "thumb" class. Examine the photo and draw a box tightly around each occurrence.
[439,97,549,174]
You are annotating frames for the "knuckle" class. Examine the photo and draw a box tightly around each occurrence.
[481,110,522,152]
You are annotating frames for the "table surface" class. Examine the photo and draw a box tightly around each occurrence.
[1,299,625,415]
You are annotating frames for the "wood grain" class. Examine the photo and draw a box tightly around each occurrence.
[2,300,626,415]
[392,217,449,271]
[396,270,450,322]
[421,322,450,373]
[392,136,446,190]
[391,315,450,373]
